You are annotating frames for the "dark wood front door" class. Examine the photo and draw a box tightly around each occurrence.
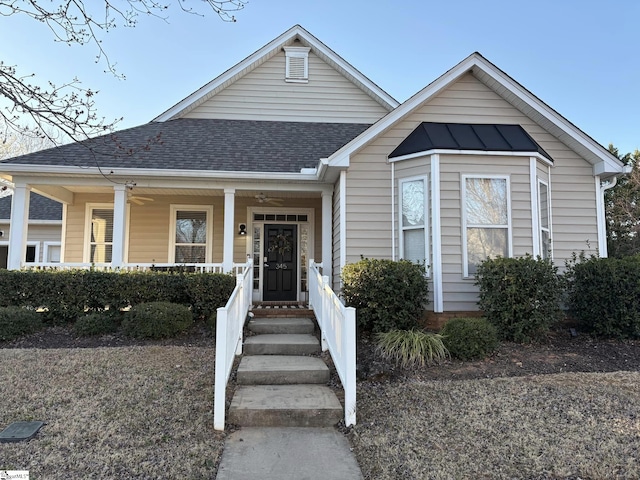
[263,224,297,301]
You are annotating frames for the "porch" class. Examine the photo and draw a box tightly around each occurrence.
[8,181,336,303]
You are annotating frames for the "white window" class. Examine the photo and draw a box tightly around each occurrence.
[462,176,511,277]
[25,242,40,263]
[284,46,310,83]
[169,205,213,263]
[44,242,62,263]
[88,206,114,263]
[538,180,551,259]
[400,176,429,267]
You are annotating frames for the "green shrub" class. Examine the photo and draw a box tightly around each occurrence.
[565,254,640,338]
[341,258,429,333]
[74,311,121,337]
[184,273,236,321]
[440,317,499,360]
[0,306,43,341]
[376,329,448,368]
[475,255,563,343]
[122,302,193,339]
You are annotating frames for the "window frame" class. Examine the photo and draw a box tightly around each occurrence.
[538,179,552,260]
[461,174,512,278]
[83,203,130,263]
[44,241,62,263]
[398,175,429,272]
[169,205,214,263]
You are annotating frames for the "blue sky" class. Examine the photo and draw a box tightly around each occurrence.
[1,0,638,154]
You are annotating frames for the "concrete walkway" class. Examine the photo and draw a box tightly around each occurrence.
[215,427,364,480]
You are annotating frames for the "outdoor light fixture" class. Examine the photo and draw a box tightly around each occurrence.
[238,223,247,236]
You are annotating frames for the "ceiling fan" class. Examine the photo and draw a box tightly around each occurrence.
[127,193,154,205]
[254,193,283,205]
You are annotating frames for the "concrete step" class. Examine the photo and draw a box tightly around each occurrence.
[244,334,320,355]
[228,385,343,427]
[248,317,315,335]
[237,355,329,385]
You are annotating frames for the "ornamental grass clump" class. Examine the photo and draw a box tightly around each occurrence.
[376,329,448,368]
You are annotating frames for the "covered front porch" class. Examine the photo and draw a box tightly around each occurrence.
[7,175,335,303]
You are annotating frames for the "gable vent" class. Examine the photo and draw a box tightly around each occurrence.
[284,46,310,83]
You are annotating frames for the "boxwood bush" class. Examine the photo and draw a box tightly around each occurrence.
[0,306,43,341]
[440,317,499,361]
[565,254,640,338]
[122,302,193,339]
[475,255,563,343]
[0,270,235,324]
[341,258,429,333]
[74,311,121,337]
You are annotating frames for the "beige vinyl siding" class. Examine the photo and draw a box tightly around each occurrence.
[332,179,342,288]
[346,72,599,311]
[184,51,389,124]
[64,194,322,265]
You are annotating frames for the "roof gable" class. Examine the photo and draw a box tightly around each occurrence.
[328,53,624,177]
[153,25,399,122]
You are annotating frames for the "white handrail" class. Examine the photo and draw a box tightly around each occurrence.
[308,259,357,427]
[213,258,254,431]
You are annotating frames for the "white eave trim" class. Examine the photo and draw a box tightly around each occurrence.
[0,164,321,182]
[328,53,624,175]
[153,25,398,122]
[388,149,553,166]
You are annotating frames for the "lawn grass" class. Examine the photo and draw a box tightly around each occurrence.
[1,347,639,479]
[351,372,640,479]
[0,346,223,479]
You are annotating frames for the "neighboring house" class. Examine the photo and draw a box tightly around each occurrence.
[0,25,626,313]
[0,192,63,268]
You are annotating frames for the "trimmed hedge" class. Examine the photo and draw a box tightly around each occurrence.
[74,311,121,337]
[341,258,429,333]
[441,317,499,361]
[122,302,193,339]
[565,254,640,338]
[475,255,563,343]
[0,270,235,324]
[0,306,43,341]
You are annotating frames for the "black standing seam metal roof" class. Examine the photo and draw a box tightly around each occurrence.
[0,193,63,221]
[389,122,553,162]
[2,119,372,173]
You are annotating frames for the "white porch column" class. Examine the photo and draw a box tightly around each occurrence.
[223,188,236,273]
[8,184,30,270]
[111,185,128,267]
[321,191,333,283]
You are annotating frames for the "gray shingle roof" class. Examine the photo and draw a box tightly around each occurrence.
[5,119,371,173]
[0,193,63,221]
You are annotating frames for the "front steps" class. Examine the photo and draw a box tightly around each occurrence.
[228,312,343,428]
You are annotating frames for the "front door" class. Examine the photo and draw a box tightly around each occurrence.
[263,224,297,301]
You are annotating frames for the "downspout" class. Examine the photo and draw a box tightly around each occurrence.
[598,175,618,258]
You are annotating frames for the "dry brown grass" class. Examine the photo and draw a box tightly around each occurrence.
[351,372,640,479]
[0,346,223,479]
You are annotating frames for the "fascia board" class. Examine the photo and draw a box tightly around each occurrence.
[328,55,479,167]
[470,58,624,173]
[0,163,320,182]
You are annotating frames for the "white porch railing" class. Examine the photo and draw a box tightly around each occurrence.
[24,262,246,275]
[213,258,254,431]
[308,259,357,427]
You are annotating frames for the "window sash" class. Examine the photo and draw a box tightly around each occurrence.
[400,176,428,267]
[463,175,511,277]
[89,208,114,263]
[170,206,212,263]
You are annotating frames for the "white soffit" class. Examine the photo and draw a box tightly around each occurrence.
[153,25,398,122]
